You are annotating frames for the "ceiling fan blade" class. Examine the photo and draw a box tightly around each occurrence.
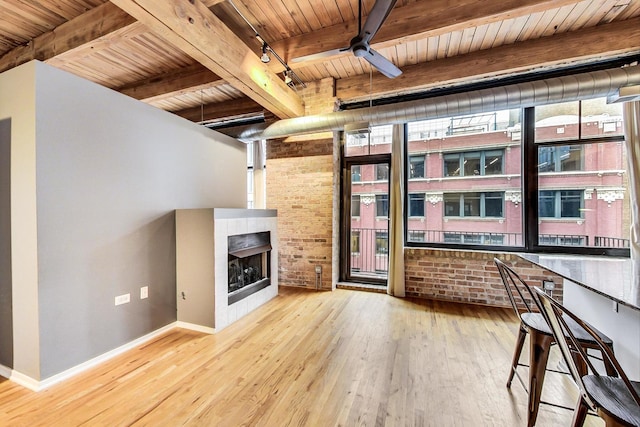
[290,47,349,64]
[363,48,402,78]
[360,0,397,43]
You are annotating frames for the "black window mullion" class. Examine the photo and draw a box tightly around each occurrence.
[523,107,538,251]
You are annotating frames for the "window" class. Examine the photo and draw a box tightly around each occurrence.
[539,190,583,218]
[409,231,425,242]
[538,145,583,172]
[351,231,360,254]
[352,165,361,182]
[444,192,504,218]
[407,108,520,246]
[409,155,425,178]
[376,231,389,254]
[351,195,360,217]
[397,97,629,254]
[376,164,389,181]
[444,233,504,245]
[409,193,425,217]
[376,194,389,217]
[443,150,504,177]
[534,99,627,252]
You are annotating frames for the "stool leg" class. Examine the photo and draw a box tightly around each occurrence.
[507,326,527,388]
[570,397,589,427]
[528,331,553,427]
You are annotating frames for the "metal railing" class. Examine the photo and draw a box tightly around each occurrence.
[594,236,630,248]
[350,228,388,277]
[351,228,630,277]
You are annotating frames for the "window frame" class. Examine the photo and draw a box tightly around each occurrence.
[409,154,426,179]
[443,149,504,177]
[404,103,629,257]
[408,193,426,217]
[443,192,504,218]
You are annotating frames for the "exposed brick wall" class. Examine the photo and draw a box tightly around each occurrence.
[266,138,334,290]
[404,248,565,309]
[301,77,336,116]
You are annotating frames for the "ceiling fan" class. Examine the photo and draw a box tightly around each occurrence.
[291,0,402,79]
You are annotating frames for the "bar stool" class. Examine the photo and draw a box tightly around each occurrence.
[535,287,640,427]
[494,258,616,426]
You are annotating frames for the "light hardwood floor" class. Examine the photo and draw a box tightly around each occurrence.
[0,287,604,426]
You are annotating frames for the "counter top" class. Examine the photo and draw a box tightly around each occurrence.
[519,254,639,311]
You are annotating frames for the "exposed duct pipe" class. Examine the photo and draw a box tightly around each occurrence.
[234,65,640,141]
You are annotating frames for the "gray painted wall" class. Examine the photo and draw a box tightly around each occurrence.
[0,118,12,368]
[1,61,246,380]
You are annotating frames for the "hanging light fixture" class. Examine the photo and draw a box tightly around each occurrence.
[228,0,305,89]
[283,70,292,85]
[260,42,270,63]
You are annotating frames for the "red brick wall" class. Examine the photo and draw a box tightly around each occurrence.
[404,249,564,308]
[266,138,334,290]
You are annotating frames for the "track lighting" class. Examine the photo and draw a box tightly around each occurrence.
[260,43,270,63]
[228,0,305,88]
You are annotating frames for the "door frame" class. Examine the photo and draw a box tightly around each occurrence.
[340,153,392,285]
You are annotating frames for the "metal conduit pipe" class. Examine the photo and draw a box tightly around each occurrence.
[235,65,640,141]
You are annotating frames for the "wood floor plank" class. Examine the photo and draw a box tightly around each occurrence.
[0,287,604,426]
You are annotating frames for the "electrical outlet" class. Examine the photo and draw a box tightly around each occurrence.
[115,293,130,306]
[542,280,555,291]
[315,265,322,274]
[140,286,148,299]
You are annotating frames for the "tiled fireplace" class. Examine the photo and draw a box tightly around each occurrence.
[176,208,278,333]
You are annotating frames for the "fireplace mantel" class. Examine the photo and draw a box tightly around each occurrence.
[175,208,278,333]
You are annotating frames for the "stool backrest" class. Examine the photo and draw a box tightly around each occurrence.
[534,287,640,410]
[494,258,541,319]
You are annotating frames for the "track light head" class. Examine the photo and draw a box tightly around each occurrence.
[284,70,292,85]
[260,43,270,63]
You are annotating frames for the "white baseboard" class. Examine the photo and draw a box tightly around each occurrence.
[176,321,215,334]
[6,322,177,392]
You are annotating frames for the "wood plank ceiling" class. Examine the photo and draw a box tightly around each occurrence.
[1,0,640,126]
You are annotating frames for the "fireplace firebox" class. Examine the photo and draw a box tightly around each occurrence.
[227,231,271,305]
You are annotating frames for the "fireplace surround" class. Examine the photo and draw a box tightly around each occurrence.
[176,208,278,332]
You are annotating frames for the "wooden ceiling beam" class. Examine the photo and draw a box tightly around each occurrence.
[110,0,304,119]
[119,63,221,102]
[0,0,228,74]
[173,97,264,123]
[336,17,640,102]
[0,2,134,73]
[270,0,580,66]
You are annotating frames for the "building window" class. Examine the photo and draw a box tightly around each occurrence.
[376,194,389,217]
[351,231,360,254]
[352,165,361,182]
[444,233,504,245]
[409,193,425,217]
[351,195,360,217]
[443,150,504,177]
[376,164,389,181]
[539,235,585,246]
[409,155,425,178]
[539,190,583,218]
[444,192,504,218]
[408,230,425,242]
[376,231,389,254]
[538,145,583,172]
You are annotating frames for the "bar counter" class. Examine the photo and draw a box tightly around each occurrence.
[518,253,640,380]
[519,253,639,310]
